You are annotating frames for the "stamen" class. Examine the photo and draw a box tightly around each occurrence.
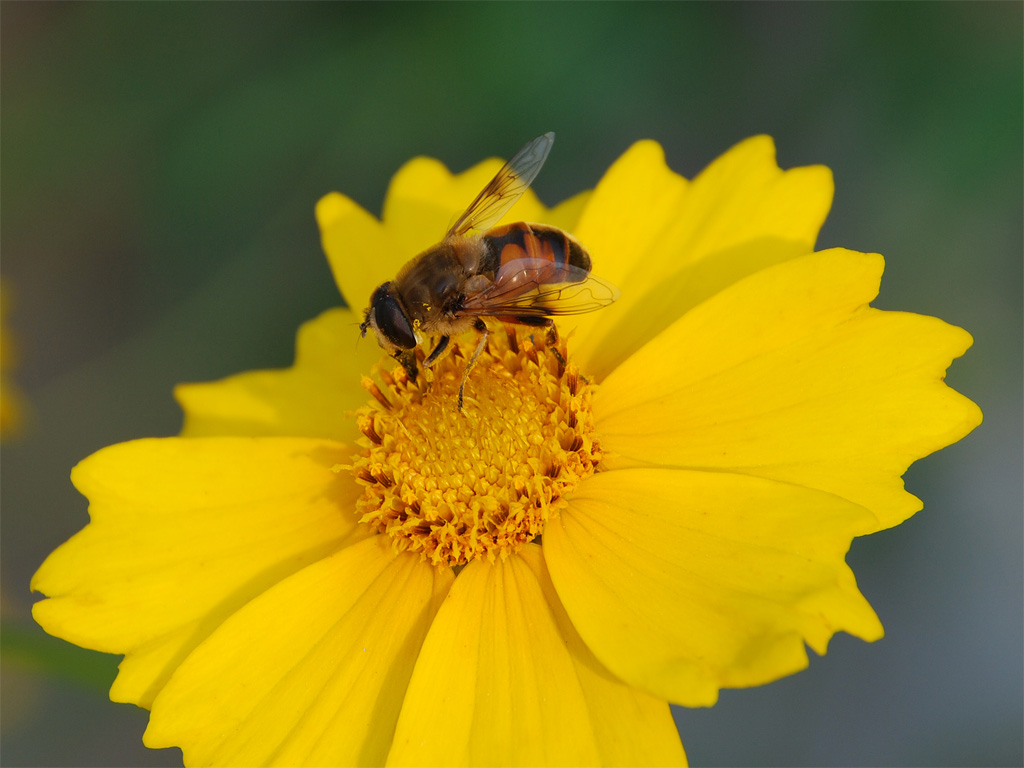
[378,367,398,391]
[357,414,383,445]
[361,376,393,410]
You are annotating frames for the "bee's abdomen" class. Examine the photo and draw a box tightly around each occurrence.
[482,223,591,280]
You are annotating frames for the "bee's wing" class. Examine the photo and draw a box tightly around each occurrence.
[460,257,619,318]
[446,133,555,238]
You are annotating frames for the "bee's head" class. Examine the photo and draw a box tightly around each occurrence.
[364,282,417,353]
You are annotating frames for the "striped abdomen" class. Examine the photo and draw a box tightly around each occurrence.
[481,222,592,282]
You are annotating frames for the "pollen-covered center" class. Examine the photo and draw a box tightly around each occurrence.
[351,330,601,567]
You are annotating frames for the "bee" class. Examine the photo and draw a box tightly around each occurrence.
[360,132,617,407]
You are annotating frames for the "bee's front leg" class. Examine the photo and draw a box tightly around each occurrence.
[423,335,450,368]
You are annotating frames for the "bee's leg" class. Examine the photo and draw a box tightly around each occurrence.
[544,320,559,346]
[502,322,520,354]
[394,350,418,383]
[459,320,489,411]
[541,321,568,371]
[423,335,450,368]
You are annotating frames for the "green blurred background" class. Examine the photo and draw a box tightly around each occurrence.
[2,3,1020,765]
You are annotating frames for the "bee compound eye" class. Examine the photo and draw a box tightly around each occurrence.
[371,284,417,350]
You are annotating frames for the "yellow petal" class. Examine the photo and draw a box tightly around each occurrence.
[387,545,686,766]
[385,150,560,242]
[382,156,476,257]
[565,136,834,380]
[523,546,686,767]
[383,155,548,256]
[596,249,982,529]
[560,140,687,364]
[176,308,382,442]
[545,469,884,707]
[663,135,831,267]
[573,140,690,290]
[31,437,363,708]
[316,191,403,312]
[545,189,592,233]
[144,536,453,767]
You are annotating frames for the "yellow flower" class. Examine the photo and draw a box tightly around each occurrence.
[32,136,981,766]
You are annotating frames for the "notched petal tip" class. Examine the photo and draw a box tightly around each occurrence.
[546,468,896,706]
[33,437,362,710]
[173,308,380,442]
[570,134,841,379]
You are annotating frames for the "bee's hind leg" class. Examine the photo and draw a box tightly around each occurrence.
[458,320,490,411]
[541,321,568,372]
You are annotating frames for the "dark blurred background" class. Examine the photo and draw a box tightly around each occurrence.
[1,3,1020,766]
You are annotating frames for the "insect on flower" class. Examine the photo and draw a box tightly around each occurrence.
[360,132,618,407]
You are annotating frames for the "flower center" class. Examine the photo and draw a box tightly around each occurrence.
[351,329,601,567]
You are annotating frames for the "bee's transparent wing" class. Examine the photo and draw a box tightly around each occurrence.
[460,257,619,318]
[446,133,554,237]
